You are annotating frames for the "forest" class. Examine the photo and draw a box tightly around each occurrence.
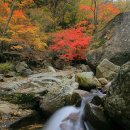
[0,0,130,130]
[0,0,127,63]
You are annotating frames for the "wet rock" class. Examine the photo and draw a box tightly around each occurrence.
[96,59,120,80]
[84,103,111,130]
[91,95,103,106]
[71,90,91,106]
[104,61,130,129]
[102,82,111,93]
[90,89,106,99]
[75,72,101,90]
[73,89,90,98]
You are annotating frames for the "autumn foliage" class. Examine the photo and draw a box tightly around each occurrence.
[0,0,122,63]
[79,2,120,31]
[0,0,46,51]
[49,1,120,62]
[49,27,92,61]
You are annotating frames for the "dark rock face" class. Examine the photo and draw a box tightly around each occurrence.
[84,103,111,130]
[87,12,130,69]
[104,61,130,129]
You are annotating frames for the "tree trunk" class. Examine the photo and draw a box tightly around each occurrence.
[92,0,98,33]
[0,0,16,53]
[3,0,16,33]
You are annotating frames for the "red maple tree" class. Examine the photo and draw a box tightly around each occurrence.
[49,27,92,61]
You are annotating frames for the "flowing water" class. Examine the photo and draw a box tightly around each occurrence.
[44,97,91,130]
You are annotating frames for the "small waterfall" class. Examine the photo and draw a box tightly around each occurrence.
[44,97,90,130]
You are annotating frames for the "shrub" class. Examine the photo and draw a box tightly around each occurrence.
[49,27,92,62]
[0,62,13,74]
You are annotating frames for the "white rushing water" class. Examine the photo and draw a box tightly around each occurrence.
[44,98,89,130]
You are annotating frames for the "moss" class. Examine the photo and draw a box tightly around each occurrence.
[0,93,36,108]
[90,33,108,49]
[0,62,13,74]
[89,13,124,50]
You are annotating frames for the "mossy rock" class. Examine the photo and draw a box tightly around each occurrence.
[104,61,130,129]
[0,93,36,108]
[0,62,14,74]
[75,72,101,90]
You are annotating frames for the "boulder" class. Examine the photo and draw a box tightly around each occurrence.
[0,101,33,129]
[15,61,28,72]
[104,61,130,129]
[101,82,112,93]
[21,69,33,77]
[86,12,130,69]
[15,61,33,76]
[79,64,92,72]
[39,77,79,113]
[4,71,16,78]
[96,59,120,80]
[71,89,105,106]
[70,89,91,106]
[0,71,78,114]
[84,103,111,130]
[91,95,103,106]
[98,78,108,87]
[47,66,56,72]
[75,72,101,90]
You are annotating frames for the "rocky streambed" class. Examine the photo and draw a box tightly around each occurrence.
[0,64,86,129]
[0,60,130,130]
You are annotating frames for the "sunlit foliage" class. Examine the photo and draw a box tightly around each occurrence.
[0,0,46,51]
[49,26,92,61]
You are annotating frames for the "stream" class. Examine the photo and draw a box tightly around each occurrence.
[0,66,110,130]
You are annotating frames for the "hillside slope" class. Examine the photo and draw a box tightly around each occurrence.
[86,12,130,69]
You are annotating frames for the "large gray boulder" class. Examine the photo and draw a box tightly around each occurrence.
[86,12,130,69]
[0,71,78,113]
[84,103,111,130]
[39,77,79,113]
[96,59,120,80]
[15,61,33,76]
[104,61,130,129]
